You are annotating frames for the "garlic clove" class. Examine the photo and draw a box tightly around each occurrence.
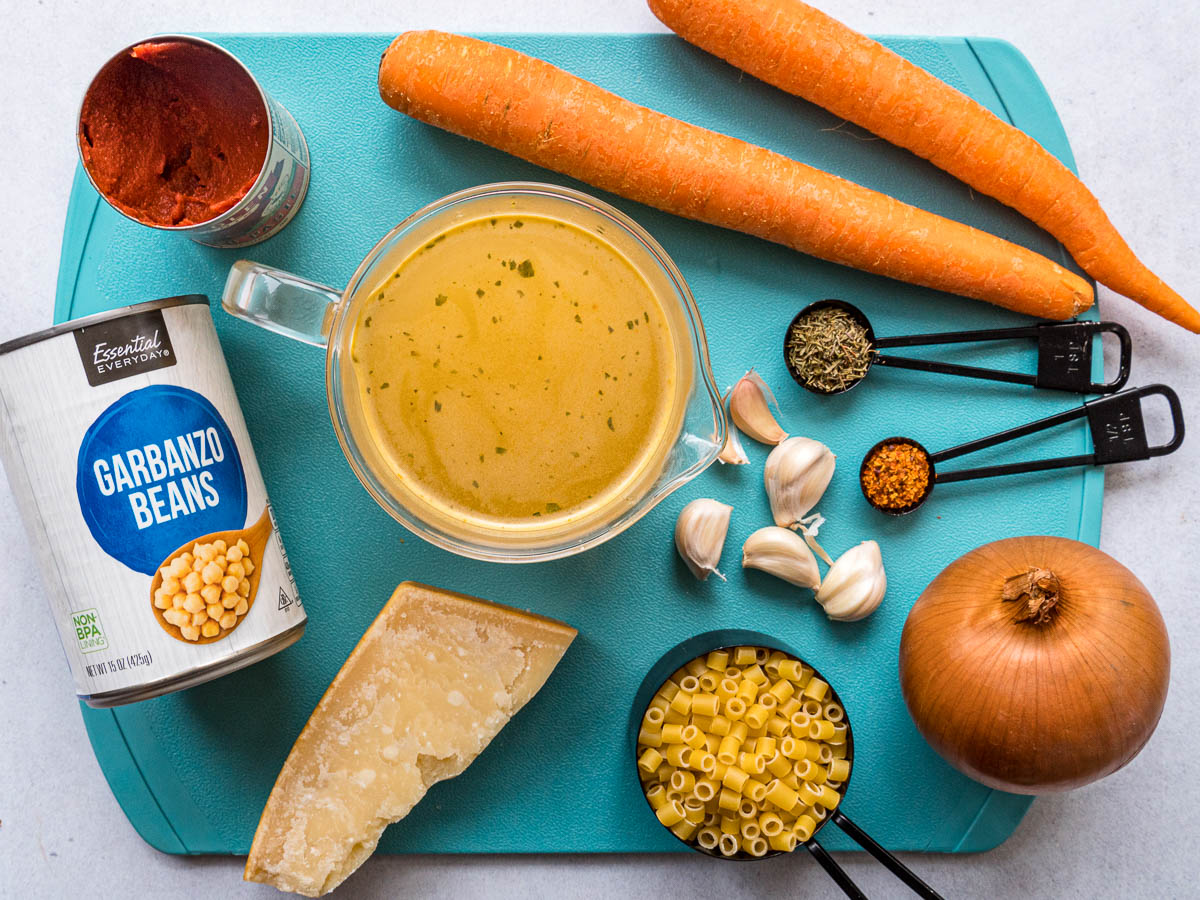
[741,526,821,589]
[715,388,750,464]
[729,369,788,445]
[675,498,733,581]
[815,540,886,621]
[764,436,836,529]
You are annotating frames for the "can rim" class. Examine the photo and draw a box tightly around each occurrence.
[75,34,278,234]
[82,620,306,708]
[0,294,209,356]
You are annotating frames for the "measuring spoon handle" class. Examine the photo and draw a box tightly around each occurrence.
[803,839,868,899]
[1088,322,1133,392]
[874,320,1131,394]
[872,353,1035,387]
[929,383,1185,485]
[874,324,1040,349]
[831,811,945,900]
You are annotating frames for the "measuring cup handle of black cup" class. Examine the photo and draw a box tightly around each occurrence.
[803,811,945,900]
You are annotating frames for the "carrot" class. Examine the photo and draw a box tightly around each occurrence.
[647,0,1197,333]
[379,31,1091,321]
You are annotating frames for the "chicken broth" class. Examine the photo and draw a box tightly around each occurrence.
[351,213,679,527]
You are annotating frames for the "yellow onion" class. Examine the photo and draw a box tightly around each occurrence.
[898,536,1169,794]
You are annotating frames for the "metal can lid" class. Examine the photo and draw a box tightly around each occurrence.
[0,294,209,356]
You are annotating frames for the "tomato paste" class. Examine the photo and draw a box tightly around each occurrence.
[79,40,269,227]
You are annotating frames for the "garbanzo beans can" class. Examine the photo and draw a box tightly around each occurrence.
[0,296,305,706]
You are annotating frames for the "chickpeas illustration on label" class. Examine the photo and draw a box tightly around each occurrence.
[154,529,258,643]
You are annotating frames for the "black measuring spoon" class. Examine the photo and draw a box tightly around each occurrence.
[630,629,944,900]
[784,299,1132,395]
[860,384,1185,515]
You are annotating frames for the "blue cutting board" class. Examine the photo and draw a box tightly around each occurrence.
[57,33,1102,856]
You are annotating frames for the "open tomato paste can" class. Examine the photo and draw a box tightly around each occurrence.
[77,35,310,247]
[0,296,306,706]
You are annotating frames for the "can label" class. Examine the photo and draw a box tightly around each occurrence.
[0,300,305,703]
[76,385,248,575]
[72,308,176,385]
[191,96,311,248]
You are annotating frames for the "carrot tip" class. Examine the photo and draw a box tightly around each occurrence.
[1175,306,1200,334]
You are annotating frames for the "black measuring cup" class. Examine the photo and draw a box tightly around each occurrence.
[630,629,943,900]
[784,299,1132,395]
[860,384,1185,515]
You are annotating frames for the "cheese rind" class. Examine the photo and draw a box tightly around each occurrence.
[244,581,576,896]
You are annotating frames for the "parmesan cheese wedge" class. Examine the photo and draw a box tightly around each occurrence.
[244,581,577,896]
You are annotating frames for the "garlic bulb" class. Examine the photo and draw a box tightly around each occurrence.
[675,498,733,581]
[764,436,836,529]
[742,526,821,589]
[816,541,886,621]
[716,388,749,464]
[729,370,788,445]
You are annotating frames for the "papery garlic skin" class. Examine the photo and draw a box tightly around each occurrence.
[816,541,886,621]
[742,526,821,589]
[717,428,750,464]
[729,369,788,445]
[764,437,836,528]
[715,389,750,464]
[675,498,733,581]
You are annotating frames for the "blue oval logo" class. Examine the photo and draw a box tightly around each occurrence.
[76,385,248,575]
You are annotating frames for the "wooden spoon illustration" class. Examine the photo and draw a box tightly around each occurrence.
[150,506,274,645]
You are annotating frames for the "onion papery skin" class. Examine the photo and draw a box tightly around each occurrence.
[898,536,1169,794]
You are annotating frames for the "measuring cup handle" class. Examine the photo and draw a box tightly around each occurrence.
[831,811,945,900]
[221,260,340,348]
[1092,322,1133,393]
[803,839,869,900]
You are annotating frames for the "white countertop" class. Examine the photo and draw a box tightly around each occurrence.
[1,1,1196,897]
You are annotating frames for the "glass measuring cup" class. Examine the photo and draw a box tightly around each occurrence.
[630,630,943,899]
[222,182,725,562]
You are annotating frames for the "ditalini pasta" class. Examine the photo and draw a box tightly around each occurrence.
[637,646,851,857]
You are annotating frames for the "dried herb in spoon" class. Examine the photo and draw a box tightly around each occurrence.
[785,306,873,393]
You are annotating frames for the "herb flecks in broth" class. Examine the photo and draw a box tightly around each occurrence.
[351,213,676,524]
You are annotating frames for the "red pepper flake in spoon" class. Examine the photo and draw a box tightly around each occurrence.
[861,440,932,511]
